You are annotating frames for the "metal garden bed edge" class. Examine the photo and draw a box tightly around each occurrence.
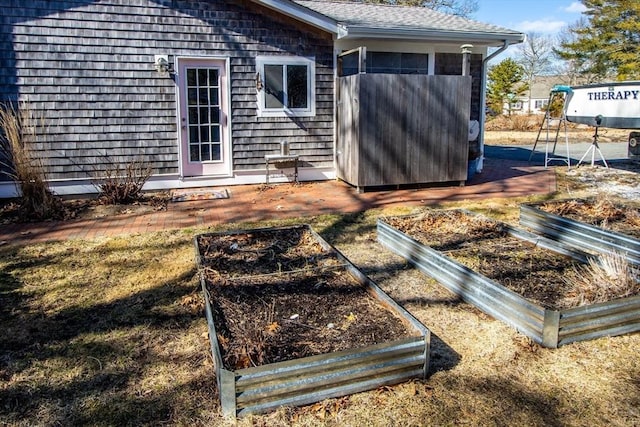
[195,224,430,418]
[520,202,640,267]
[377,212,640,348]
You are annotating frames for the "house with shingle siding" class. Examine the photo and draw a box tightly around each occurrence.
[0,0,523,197]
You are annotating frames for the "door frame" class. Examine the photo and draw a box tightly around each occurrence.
[175,56,232,178]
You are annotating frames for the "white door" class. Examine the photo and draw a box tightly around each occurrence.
[177,58,231,177]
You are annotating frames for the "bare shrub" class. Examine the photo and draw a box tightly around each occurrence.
[485,114,538,131]
[94,157,153,205]
[510,114,536,131]
[563,252,640,306]
[0,101,64,220]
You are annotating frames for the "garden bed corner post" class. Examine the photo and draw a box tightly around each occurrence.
[220,369,237,418]
[542,310,560,348]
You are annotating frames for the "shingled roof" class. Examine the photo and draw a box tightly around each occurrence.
[294,0,524,45]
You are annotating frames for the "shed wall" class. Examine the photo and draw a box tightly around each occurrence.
[434,53,483,122]
[0,0,334,181]
[336,74,471,189]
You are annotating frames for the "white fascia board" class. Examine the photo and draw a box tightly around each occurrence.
[249,0,338,34]
[340,27,525,46]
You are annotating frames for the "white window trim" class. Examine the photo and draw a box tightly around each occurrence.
[256,56,316,118]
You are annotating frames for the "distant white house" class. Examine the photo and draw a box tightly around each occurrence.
[505,76,570,115]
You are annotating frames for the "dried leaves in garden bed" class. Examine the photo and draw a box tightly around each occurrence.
[197,227,413,370]
[383,210,639,310]
[537,198,640,238]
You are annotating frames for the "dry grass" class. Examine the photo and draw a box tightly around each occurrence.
[1,202,639,426]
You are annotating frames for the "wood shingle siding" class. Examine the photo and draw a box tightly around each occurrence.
[1,0,334,181]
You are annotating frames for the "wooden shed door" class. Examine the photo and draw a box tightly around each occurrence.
[177,58,230,177]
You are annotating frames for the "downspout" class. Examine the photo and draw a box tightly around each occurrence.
[478,40,510,171]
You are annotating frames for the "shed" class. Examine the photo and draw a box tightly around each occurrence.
[0,0,524,197]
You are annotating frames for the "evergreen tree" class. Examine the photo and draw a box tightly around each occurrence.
[486,58,528,116]
[556,0,640,81]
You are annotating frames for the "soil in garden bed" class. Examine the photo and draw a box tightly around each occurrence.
[198,227,414,370]
[198,227,344,277]
[383,211,615,310]
[536,198,640,239]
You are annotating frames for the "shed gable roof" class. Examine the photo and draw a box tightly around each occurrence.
[252,0,524,45]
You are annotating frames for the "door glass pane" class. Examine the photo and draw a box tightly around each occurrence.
[208,69,219,86]
[188,88,197,105]
[210,107,219,123]
[188,107,198,123]
[187,69,197,86]
[199,107,209,124]
[211,125,220,142]
[287,65,308,109]
[199,88,208,104]
[264,64,284,109]
[185,67,222,162]
[198,69,208,86]
[190,144,200,162]
[209,88,219,105]
[200,126,209,143]
[212,144,221,160]
[200,144,211,161]
[189,126,199,143]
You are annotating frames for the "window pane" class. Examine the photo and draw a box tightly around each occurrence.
[264,64,284,109]
[339,51,360,77]
[187,69,197,86]
[368,52,401,74]
[400,53,428,74]
[287,65,308,109]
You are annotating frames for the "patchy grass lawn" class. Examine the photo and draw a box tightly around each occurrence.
[1,196,639,426]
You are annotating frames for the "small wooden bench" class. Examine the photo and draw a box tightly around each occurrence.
[265,154,299,184]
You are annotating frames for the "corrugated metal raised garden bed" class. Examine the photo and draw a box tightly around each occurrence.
[378,210,640,348]
[520,198,640,267]
[195,225,430,418]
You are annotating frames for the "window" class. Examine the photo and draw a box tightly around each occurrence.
[338,51,429,77]
[534,99,549,109]
[368,52,428,74]
[256,56,315,117]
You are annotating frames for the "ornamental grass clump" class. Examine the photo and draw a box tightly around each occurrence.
[564,251,640,306]
[0,101,64,220]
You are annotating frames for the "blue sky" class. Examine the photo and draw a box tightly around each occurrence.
[474,0,587,36]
